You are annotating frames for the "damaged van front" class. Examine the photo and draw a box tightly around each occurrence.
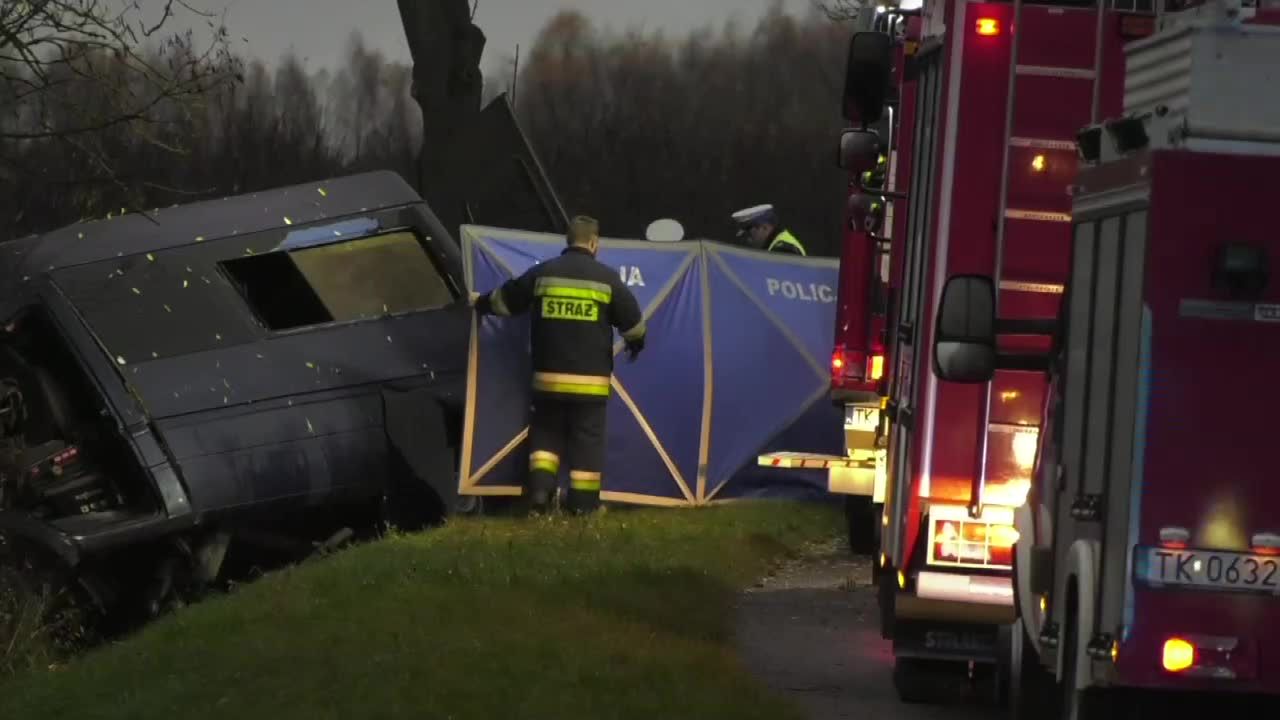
[0,170,471,625]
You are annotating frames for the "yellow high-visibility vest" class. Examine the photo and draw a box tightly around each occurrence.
[768,230,806,256]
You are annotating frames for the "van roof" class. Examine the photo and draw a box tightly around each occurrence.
[0,171,423,313]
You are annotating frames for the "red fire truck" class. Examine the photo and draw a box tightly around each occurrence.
[932,2,1280,716]
[836,0,1160,702]
[758,12,915,555]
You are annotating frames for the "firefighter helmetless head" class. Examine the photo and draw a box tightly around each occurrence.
[567,215,601,256]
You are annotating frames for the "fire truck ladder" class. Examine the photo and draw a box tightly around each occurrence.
[973,0,1111,516]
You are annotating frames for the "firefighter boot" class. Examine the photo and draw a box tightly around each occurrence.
[527,450,560,515]
[567,471,602,515]
[526,475,558,515]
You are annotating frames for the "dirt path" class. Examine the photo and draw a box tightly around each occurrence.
[733,541,997,720]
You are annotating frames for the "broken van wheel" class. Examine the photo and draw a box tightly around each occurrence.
[0,537,100,664]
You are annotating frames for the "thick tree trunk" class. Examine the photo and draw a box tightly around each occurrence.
[396,0,486,228]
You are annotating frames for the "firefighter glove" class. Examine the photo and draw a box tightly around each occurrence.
[472,291,494,316]
[625,335,645,362]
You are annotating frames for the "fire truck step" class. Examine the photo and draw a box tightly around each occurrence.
[1004,209,1072,223]
[1015,64,1095,80]
[999,280,1065,295]
[755,452,875,470]
[1009,137,1077,151]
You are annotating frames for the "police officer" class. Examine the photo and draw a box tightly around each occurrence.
[732,204,806,256]
[471,216,646,514]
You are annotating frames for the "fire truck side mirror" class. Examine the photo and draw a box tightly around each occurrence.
[933,275,997,384]
[838,129,881,173]
[843,31,892,126]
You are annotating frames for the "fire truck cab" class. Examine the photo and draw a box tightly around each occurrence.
[932,2,1280,716]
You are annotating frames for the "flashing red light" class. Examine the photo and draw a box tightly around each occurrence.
[976,18,1000,36]
[1162,638,1196,673]
[831,348,846,374]
[1119,14,1156,39]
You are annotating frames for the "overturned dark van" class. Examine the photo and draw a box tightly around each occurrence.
[0,171,469,619]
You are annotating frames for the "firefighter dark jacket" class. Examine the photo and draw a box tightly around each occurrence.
[475,246,646,401]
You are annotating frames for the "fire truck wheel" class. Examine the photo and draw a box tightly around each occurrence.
[876,567,895,639]
[1007,618,1058,719]
[844,495,876,555]
[1058,605,1122,720]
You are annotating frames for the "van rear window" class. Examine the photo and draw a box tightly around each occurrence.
[222,230,455,331]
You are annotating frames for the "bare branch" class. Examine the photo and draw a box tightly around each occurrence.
[0,0,242,174]
[812,0,869,21]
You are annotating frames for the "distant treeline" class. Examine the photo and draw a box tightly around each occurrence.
[1,5,850,255]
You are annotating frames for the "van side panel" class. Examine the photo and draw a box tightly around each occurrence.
[50,203,469,516]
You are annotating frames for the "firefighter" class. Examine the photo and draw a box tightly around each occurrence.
[470,216,646,514]
[732,204,807,256]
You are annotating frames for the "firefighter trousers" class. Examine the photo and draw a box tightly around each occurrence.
[527,395,606,513]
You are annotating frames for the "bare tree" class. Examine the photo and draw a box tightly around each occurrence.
[508,7,849,255]
[396,0,485,202]
[813,0,873,22]
[0,0,242,181]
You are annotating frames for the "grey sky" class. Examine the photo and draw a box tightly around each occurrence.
[151,0,815,73]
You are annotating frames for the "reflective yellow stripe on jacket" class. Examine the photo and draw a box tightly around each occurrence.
[534,276,613,304]
[532,371,611,397]
[768,230,806,256]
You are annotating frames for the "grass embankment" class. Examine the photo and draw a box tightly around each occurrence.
[1,501,841,720]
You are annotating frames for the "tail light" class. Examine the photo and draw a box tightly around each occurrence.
[976,18,1000,36]
[832,345,884,391]
[832,347,847,375]
[927,505,1018,569]
[867,354,884,382]
[53,446,80,466]
[1162,638,1196,673]
[831,344,868,384]
[1157,634,1248,679]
